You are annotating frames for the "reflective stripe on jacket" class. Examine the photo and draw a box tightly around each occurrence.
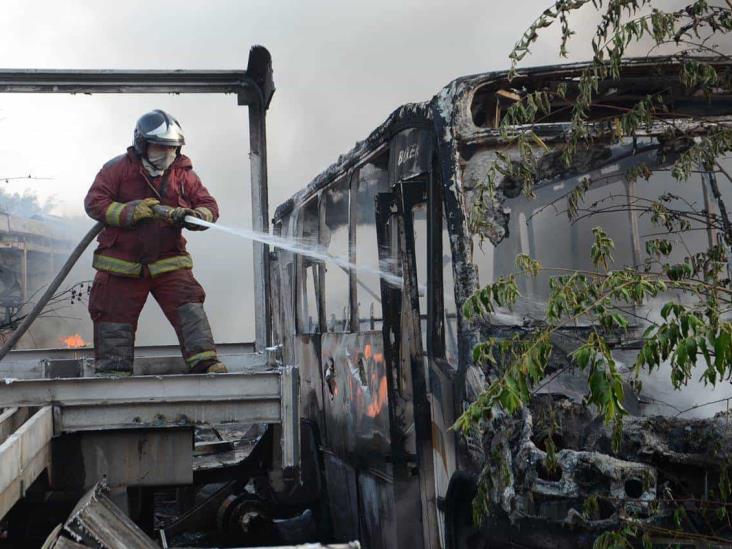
[91,253,194,278]
[85,148,219,276]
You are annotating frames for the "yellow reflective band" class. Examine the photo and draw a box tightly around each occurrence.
[105,202,126,227]
[92,254,142,277]
[186,350,217,366]
[195,207,214,222]
[148,254,193,277]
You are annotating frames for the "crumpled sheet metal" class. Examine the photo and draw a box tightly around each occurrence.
[485,406,656,529]
[41,524,88,549]
[63,481,157,549]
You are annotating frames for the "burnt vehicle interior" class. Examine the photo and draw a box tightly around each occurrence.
[271,58,732,548]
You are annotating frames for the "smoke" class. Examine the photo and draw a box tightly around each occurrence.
[4,1,727,350]
[0,187,54,218]
[0,0,580,347]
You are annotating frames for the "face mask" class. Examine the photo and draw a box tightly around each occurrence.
[147,148,177,172]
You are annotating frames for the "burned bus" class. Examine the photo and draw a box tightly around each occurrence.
[271,58,732,548]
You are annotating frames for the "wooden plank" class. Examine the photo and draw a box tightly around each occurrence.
[0,407,30,444]
[0,434,21,516]
[19,406,52,462]
[0,406,53,520]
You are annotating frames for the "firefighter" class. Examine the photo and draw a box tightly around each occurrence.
[84,109,227,374]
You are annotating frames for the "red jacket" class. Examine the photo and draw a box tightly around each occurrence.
[85,147,219,277]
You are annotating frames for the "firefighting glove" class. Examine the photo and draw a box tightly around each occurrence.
[169,207,205,230]
[130,198,160,224]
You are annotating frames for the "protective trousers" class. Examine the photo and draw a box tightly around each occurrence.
[88,268,218,373]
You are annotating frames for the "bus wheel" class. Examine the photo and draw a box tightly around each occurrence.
[445,471,484,549]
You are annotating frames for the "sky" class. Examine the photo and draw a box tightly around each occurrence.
[0,0,703,345]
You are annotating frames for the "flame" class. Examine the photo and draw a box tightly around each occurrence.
[366,376,388,418]
[61,334,86,348]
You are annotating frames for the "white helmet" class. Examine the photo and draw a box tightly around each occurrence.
[133,109,185,155]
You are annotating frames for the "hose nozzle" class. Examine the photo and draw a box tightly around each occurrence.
[152,204,175,220]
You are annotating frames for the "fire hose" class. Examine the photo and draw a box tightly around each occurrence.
[0,205,198,362]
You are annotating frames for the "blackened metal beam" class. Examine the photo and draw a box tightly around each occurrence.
[0,342,260,380]
[0,371,281,433]
[243,46,275,351]
[0,69,257,96]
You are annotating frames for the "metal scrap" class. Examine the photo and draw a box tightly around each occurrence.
[63,481,158,549]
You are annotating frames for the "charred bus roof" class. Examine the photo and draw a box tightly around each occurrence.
[273,56,732,223]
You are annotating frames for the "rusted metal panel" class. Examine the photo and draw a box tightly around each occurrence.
[64,482,158,549]
[51,429,193,490]
[323,452,360,543]
[320,332,391,466]
[295,335,326,439]
[427,360,457,547]
[357,471,396,549]
[0,406,53,521]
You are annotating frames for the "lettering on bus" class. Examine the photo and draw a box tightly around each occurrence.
[397,144,419,167]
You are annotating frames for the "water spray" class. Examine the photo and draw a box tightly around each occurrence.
[152,204,407,287]
[183,215,410,289]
